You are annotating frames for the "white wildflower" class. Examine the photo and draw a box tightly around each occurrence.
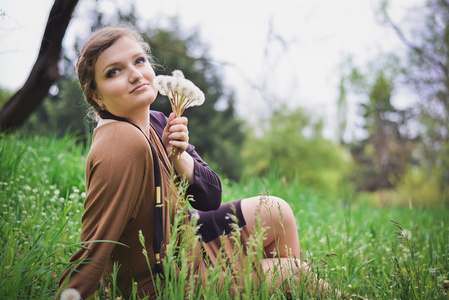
[153,70,205,158]
[190,211,200,220]
[153,70,205,117]
[153,76,167,96]
[172,70,184,78]
[60,288,81,300]
[402,229,412,240]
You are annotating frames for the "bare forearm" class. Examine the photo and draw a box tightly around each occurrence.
[171,151,195,184]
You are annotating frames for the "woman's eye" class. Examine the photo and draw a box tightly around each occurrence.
[106,68,119,78]
[136,57,147,64]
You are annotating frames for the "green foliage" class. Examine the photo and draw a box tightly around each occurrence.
[1,132,448,299]
[0,132,87,299]
[23,77,91,138]
[0,86,12,108]
[381,0,449,194]
[344,58,419,193]
[241,105,351,200]
[391,165,446,208]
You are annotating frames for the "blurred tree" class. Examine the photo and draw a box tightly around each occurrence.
[344,57,419,192]
[0,0,78,131]
[24,78,88,137]
[336,76,348,144]
[241,105,351,199]
[23,1,112,137]
[381,0,449,196]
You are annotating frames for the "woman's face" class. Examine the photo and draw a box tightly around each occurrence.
[93,36,157,118]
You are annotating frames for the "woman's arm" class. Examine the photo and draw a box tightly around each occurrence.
[57,123,150,299]
[150,111,222,211]
[162,113,195,184]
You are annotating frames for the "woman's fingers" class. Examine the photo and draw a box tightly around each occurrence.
[167,116,189,153]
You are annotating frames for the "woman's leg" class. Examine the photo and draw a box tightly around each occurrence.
[240,195,331,296]
[240,195,300,259]
[261,257,325,295]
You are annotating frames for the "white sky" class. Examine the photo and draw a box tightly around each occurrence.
[0,0,422,140]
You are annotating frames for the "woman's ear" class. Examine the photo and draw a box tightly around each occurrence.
[90,91,103,107]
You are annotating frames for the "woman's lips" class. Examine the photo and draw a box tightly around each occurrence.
[130,83,148,93]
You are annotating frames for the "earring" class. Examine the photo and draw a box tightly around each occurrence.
[99,105,105,111]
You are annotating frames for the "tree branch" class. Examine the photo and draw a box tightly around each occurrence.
[382,1,448,78]
[0,0,79,131]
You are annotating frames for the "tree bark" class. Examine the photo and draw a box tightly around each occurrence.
[0,0,79,131]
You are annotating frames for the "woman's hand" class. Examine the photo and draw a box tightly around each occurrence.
[162,112,195,184]
[162,112,189,158]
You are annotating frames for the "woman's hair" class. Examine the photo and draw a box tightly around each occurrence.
[76,25,153,115]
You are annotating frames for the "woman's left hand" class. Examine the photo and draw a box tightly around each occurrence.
[162,112,189,157]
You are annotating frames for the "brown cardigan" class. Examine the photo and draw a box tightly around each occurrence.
[57,111,222,299]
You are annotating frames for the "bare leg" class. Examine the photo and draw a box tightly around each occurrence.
[240,195,332,296]
[240,195,300,259]
[261,257,326,295]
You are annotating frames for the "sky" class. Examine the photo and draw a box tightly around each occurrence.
[0,0,422,140]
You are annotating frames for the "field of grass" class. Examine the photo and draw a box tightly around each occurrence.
[0,132,448,299]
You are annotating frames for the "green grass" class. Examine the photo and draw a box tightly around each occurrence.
[0,132,448,299]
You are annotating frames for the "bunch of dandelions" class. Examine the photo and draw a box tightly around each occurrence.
[153,70,205,158]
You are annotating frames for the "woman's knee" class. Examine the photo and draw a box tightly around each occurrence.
[241,195,296,227]
[265,196,294,220]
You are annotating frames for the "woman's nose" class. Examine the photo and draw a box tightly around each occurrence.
[129,67,143,83]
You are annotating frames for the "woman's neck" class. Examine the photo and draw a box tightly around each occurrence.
[99,108,150,136]
[128,111,150,135]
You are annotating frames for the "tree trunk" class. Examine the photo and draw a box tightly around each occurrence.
[0,0,79,131]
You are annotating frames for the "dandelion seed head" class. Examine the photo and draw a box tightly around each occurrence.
[172,70,184,78]
[166,78,174,90]
[191,211,200,220]
[60,288,81,300]
[154,71,205,114]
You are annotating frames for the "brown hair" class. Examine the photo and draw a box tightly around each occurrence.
[76,25,152,114]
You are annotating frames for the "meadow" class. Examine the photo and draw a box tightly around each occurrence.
[0,132,447,299]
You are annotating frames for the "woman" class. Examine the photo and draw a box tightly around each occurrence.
[56,25,325,299]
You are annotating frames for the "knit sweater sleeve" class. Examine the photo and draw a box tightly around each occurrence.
[150,110,222,211]
[57,122,151,299]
